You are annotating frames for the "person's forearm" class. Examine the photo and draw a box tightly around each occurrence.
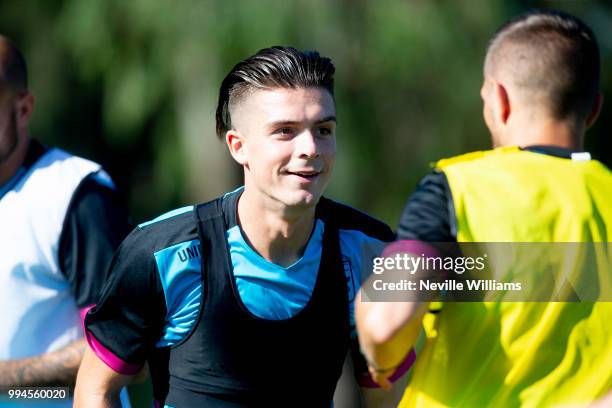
[74,347,132,408]
[356,295,426,370]
[0,338,86,390]
[74,390,122,408]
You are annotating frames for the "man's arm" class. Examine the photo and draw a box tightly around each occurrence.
[77,222,167,407]
[0,339,86,390]
[59,174,132,310]
[331,349,410,408]
[357,170,454,388]
[355,290,427,390]
[356,171,454,390]
[74,347,133,408]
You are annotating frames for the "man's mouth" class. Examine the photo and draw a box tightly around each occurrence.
[285,170,321,180]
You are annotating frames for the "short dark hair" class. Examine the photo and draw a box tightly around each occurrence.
[215,46,335,139]
[0,35,28,93]
[485,10,599,121]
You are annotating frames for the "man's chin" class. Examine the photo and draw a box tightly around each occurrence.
[284,191,322,210]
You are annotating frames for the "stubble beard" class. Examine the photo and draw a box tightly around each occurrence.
[0,109,19,164]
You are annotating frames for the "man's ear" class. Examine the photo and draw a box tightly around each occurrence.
[493,81,511,125]
[15,91,35,132]
[226,129,247,166]
[585,92,603,129]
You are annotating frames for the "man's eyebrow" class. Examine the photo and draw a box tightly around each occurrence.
[315,115,337,125]
[266,116,337,129]
[315,116,337,124]
[266,120,300,128]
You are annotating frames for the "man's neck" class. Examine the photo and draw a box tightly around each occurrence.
[237,188,316,268]
[506,116,584,151]
[0,136,29,187]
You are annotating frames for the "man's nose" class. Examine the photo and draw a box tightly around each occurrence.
[296,130,320,159]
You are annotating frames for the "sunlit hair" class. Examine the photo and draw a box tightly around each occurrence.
[215,46,335,139]
[485,9,599,121]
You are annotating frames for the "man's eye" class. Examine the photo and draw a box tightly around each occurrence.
[275,127,294,136]
[317,127,333,137]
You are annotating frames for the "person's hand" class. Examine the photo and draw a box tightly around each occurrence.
[366,364,395,391]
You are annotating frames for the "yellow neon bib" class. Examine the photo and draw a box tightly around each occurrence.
[400,147,612,408]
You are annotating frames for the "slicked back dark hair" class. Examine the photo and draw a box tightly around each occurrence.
[215,46,335,139]
[485,9,600,121]
[0,35,28,93]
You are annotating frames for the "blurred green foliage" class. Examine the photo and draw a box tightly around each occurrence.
[1,0,611,227]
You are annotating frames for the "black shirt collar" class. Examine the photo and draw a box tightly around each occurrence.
[521,145,585,159]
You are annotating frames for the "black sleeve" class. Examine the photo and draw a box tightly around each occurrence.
[318,197,395,242]
[85,227,167,365]
[58,173,133,308]
[397,171,457,242]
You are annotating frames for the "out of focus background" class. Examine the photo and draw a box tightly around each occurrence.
[2,0,611,227]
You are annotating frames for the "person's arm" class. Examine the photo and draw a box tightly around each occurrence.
[357,171,454,389]
[0,339,86,390]
[331,349,410,408]
[356,292,427,390]
[76,222,166,407]
[359,348,412,407]
[396,171,455,242]
[74,347,133,408]
[335,223,416,403]
[58,173,132,310]
[352,269,418,404]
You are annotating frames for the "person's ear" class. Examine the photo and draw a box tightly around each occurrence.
[585,92,603,129]
[493,81,511,125]
[15,91,35,131]
[480,81,488,102]
[226,129,247,166]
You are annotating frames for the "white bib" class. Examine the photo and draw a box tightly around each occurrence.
[0,148,111,359]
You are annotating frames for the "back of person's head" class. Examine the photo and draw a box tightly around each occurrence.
[0,35,28,94]
[215,46,335,139]
[485,9,599,123]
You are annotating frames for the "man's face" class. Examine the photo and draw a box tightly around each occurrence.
[230,86,336,210]
[0,88,19,164]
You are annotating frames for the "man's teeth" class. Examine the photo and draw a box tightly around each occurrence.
[291,171,318,176]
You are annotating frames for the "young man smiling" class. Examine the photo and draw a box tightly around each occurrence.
[75,46,406,407]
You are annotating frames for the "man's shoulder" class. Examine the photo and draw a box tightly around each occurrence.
[318,197,394,242]
[435,148,502,171]
[41,146,103,172]
[23,144,115,209]
[130,205,199,254]
[435,146,541,173]
[138,205,196,229]
[398,170,456,242]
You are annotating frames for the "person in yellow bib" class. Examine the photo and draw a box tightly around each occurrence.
[356,9,612,408]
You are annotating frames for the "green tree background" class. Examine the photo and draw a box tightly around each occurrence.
[2,0,610,227]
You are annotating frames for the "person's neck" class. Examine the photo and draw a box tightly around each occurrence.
[0,135,30,187]
[237,188,316,268]
[505,116,583,151]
